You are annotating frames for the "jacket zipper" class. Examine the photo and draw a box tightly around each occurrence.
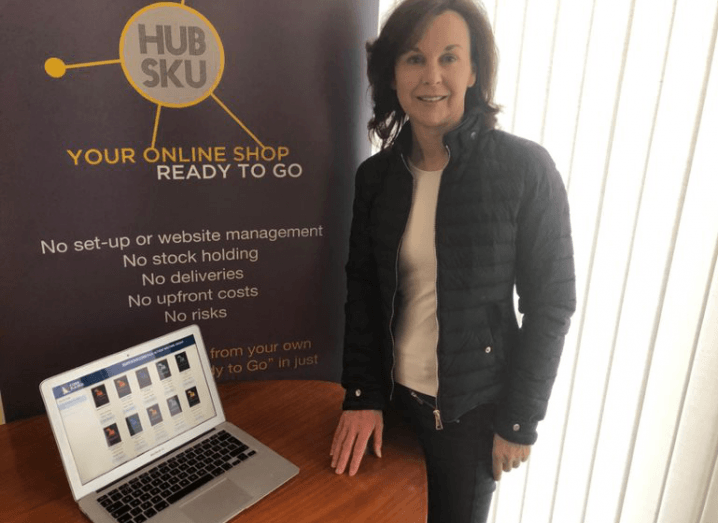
[409,391,444,431]
[430,144,450,431]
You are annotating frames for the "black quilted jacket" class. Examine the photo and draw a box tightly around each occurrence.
[341,110,576,445]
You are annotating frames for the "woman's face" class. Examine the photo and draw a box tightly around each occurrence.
[393,10,476,137]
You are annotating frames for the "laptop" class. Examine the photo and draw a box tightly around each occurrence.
[40,324,299,523]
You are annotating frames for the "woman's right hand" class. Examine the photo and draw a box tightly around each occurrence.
[330,409,383,476]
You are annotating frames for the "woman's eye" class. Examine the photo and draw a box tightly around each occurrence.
[441,54,458,63]
[406,54,424,65]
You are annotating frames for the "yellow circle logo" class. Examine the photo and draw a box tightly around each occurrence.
[119,2,225,108]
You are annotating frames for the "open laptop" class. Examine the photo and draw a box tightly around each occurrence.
[40,324,299,523]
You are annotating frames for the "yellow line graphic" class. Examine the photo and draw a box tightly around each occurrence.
[211,93,265,148]
[44,58,121,78]
[151,105,162,149]
[66,59,122,70]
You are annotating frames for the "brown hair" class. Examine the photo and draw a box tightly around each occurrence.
[366,0,499,148]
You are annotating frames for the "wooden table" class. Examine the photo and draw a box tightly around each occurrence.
[0,380,427,522]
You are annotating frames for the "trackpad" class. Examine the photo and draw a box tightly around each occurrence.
[181,479,252,522]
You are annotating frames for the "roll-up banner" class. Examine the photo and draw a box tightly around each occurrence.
[0,0,379,421]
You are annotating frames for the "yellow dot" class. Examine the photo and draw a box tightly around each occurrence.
[44,57,66,78]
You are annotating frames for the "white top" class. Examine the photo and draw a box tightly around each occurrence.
[393,160,442,397]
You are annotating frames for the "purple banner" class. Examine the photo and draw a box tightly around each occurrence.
[0,0,378,421]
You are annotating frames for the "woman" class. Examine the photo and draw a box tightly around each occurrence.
[330,1,576,521]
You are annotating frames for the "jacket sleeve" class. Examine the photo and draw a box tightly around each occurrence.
[494,144,576,445]
[340,161,387,411]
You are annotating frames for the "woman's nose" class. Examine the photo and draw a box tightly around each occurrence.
[422,62,441,85]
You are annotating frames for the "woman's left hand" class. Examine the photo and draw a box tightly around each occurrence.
[492,433,531,480]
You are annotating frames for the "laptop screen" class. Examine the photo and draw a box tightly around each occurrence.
[50,334,217,485]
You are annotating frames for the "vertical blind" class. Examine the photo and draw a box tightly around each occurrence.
[377,1,718,521]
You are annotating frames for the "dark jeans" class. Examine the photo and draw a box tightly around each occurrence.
[390,384,496,523]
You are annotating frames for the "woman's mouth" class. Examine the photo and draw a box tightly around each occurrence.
[417,95,447,102]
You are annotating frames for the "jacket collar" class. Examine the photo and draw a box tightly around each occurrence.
[393,108,485,160]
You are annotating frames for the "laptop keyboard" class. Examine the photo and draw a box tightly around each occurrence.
[96,430,256,523]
